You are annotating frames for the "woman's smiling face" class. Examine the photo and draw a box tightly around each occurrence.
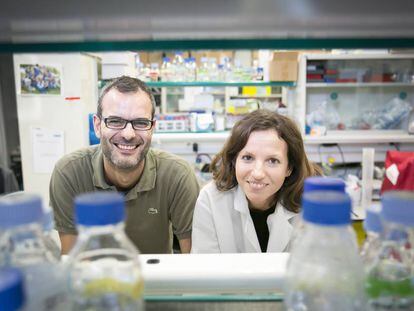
[235,129,291,210]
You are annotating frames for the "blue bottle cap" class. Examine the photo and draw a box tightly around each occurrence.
[304,176,345,193]
[75,192,125,226]
[0,194,43,228]
[302,191,351,225]
[364,207,383,234]
[381,191,414,226]
[0,267,25,311]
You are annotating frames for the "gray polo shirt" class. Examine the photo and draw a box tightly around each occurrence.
[50,146,200,253]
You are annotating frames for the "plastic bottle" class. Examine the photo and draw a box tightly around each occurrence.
[304,176,345,193]
[365,191,414,310]
[1,191,60,260]
[197,57,210,81]
[360,205,383,267]
[0,267,25,311]
[160,57,173,82]
[67,192,144,310]
[184,57,197,81]
[149,63,159,82]
[284,191,366,311]
[172,51,185,81]
[233,59,244,82]
[217,64,226,81]
[208,57,219,81]
[222,57,233,82]
[292,176,360,248]
[0,194,67,310]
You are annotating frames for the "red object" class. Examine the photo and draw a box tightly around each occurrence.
[65,97,81,100]
[381,151,414,194]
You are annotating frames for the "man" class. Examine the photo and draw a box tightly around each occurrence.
[50,76,200,254]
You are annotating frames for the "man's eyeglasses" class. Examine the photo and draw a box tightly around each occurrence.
[103,117,154,131]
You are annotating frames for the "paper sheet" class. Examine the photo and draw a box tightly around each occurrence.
[32,127,64,173]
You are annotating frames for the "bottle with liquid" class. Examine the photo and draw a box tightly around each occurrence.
[222,57,233,82]
[292,176,359,249]
[149,63,159,82]
[0,194,67,310]
[184,57,197,82]
[208,57,219,81]
[197,57,210,81]
[172,51,185,81]
[67,192,144,310]
[0,267,25,311]
[284,191,366,311]
[360,205,383,267]
[160,57,173,82]
[365,191,414,310]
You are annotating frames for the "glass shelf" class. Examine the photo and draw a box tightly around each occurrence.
[306,82,414,88]
[146,81,295,87]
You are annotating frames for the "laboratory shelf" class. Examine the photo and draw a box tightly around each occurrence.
[146,81,295,87]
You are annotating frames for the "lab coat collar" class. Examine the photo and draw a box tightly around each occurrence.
[267,203,295,252]
[233,185,296,252]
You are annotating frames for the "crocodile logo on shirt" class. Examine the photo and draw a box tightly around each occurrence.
[148,207,158,214]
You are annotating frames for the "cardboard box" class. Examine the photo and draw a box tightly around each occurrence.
[269,51,299,82]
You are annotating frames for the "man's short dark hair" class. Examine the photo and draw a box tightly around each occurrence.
[97,76,156,118]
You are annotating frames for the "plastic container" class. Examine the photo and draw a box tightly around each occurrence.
[160,57,173,82]
[304,176,345,193]
[292,176,358,249]
[284,191,366,311]
[197,57,210,81]
[1,191,61,259]
[172,51,185,81]
[0,267,25,311]
[184,57,197,81]
[360,205,383,267]
[0,194,67,310]
[365,191,414,310]
[67,192,144,310]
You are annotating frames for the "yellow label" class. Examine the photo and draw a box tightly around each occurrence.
[242,86,257,96]
[83,278,144,298]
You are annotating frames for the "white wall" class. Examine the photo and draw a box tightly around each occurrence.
[13,53,98,203]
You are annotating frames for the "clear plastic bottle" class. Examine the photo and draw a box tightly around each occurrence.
[184,57,197,81]
[67,192,144,310]
[365,191,414,310]
[149,63,159,82]
[2,191,61,260]
[217,64,226,81]
[197,57,210,81]
[160,57,172,82]
[0,194,67,310]
[208,57,219,81]
[285,191,366,311]
[0,267,25,311]
[360,205,383,267]
[292,176,359,250]
[172,51,185,81]
[222,57,233,82]
[233,59,244,82]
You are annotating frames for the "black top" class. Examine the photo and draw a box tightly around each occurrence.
[249,205,276,252]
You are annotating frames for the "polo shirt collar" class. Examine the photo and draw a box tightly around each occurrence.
[92,147,157,199]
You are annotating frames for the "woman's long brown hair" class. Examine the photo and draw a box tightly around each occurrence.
[211,109,322,213]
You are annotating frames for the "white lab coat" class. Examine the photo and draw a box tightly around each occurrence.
[191,181,299,253]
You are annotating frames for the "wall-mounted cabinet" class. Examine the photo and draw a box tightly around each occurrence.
[295,53,414,143]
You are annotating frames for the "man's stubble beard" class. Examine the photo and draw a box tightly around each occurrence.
[101,139,151,170]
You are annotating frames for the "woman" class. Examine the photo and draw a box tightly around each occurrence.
[191,109,321,253]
